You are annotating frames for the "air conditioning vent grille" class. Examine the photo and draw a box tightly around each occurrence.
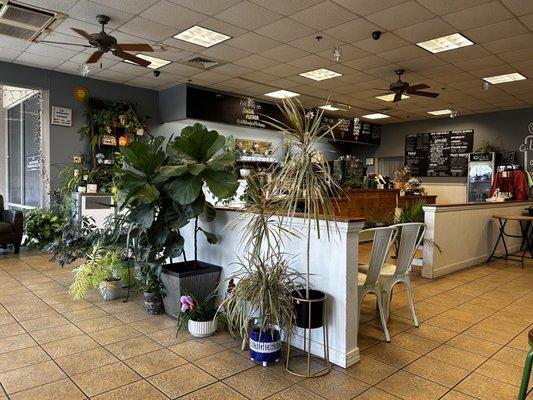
[3,4,53,28]
[187,57,219,69]
[0,21,35,40]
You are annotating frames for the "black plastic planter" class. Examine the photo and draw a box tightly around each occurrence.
[161,260,222,318]
[292,289,326,329]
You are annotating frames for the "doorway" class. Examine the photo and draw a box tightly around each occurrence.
[1,85,47,210]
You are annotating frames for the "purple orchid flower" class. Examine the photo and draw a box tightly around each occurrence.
[180,295,195,313]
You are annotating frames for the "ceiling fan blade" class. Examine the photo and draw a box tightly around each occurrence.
[407,84,429,92]
[410,91,439,98]
[86,51,104,64]
[393,92,402,102]
[113,49,151,67]
[37,40,92,47]
[71,28,94,42]
[116,43,154,51]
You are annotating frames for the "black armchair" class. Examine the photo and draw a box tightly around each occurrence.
[0,195,23,253]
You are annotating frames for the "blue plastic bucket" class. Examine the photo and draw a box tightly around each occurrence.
[249,325,281,364]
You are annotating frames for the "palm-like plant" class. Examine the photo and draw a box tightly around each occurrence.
[264,99,343,298]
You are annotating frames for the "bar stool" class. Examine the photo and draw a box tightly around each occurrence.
[518,328,533,400]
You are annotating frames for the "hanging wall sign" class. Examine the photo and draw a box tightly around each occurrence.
[51,106,72,126]
[26,155,40,172]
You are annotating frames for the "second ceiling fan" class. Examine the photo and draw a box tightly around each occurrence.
[378,69,440,102]
[40,15,154,67]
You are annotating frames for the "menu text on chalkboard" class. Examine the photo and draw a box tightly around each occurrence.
[405,129,474,177]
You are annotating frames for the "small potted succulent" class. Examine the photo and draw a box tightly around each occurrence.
[177,294,218,337]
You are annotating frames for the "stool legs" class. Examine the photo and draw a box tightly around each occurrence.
[518,348,533,400]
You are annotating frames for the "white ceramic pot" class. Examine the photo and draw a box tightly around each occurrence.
[99,279,122,301]
[87,184,98,193]
[188,319,217,338]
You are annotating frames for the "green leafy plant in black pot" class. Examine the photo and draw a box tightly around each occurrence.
[23,208,63,249]
[117,123,238,316]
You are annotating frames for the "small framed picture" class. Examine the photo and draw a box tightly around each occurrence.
[365,157,375,166]
[51,106,72,127]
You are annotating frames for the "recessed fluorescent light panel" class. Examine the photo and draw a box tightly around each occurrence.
[482,72,526,84]
[319,104,342,111]
[416,33,474,54]
[362,113,390,120]
[174,25,231,47]
[299,68,342,81]
[375,93,410,102]
[131,54,170,69]
[427,109,452,116]
[264,90,300,99]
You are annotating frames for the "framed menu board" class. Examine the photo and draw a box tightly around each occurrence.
[405,129,474,177]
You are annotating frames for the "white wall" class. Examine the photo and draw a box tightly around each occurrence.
[422,182,467,204]
[152,119,343,161]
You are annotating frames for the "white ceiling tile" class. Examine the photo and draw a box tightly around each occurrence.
[200,44,251,62]
[366,1,434,30]
[261,45,309,62]
[211,63,253,76]
[501,0,533,16]
[330,0,407,16]
[240,71,278,83]
[141,1,206,30]
[216,2,283,30]
[94,68,137,82]
[109,61,148,75]
[67,1,134,29]
[353,33,409,53]
[90,0,159,14]
[436,44,491,62]
[323,18,380,43]
[498,47,533,63]
[317,44,368,62]
[290,1,358,31]
[255,18,315,42]
[194,18,247,38]
[159,62,201,76]
[343,55,390,71]
[416,0,490,14]
[25,43,79,59]
[227,32,281,53]
[482,33,533,53]
[442,1,514,30]
[454,55,505,70]
[147,47,192,62]
[220,77,257,89]
[233,54,279,69]
[192,70,228,83]
[286,54,330,69]
[288,34,341,53]
[0,48,21,62]
[17,0,78,13]
[118,17,176,41]
[464,17,527,43]
[262,63,303,77]
[377,45,429,63]
[393,17,457,43]
[15,53,63,68]
[168,0,241,14]
[38,31,89,50]
[54,17,101,37]
[249,0,323,16]
[125,76,160,88]
[0,36,31,51]
[56,61,83,74]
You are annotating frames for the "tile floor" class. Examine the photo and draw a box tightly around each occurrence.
[0,251,532,399]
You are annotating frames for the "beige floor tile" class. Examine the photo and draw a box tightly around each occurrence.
[71,361,141,397]
[75,315,123,333]
[169,338,225,361]
[125,348,187,377]
[455,372,519,400]
[0,322,25,339]
[148,326,193,347]
[424,315,473,333]
[209,330,243,348]
[62,307,108,322]
[105,335,162,360]
[404,356,470,387]
[268,385,327,400]
[148,363,217,398]
[223,366,292,400]
[341,355,398,385]
[0,314,16,325]
[439,390,478,399]
[194,349,256,379]
[180,381,248,400]
[376,370,448,400]
[0,360,66,394]
[52,299,93,313]
[362,342,420,368]
[425,344,487,370]
[0,346,50,373]
[353,387,402,400]
[128,315,176,334]
[55,346,118,375]
[0,334,36,355]
[446,333,502,357]
[89,324,142,345]
[91,380,168,400]
[405,324,457,343]
[19,314,69,332]
[390,332,440,355]
[112,308,152,323]
[492,346,529,367]
[41,334,99,358]
[299,369,370,400]
[29,323,84,344]
[9,378,85,400]
[476,358,528,387]
[462,324,517,344]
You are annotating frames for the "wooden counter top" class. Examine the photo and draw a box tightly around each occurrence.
[427,199,533,208]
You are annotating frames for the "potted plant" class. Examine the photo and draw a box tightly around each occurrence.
[117,124,238,317]
[135,261,165,315]
[23,208,63,249]
[69,243,132,301]
[177,294,218,337]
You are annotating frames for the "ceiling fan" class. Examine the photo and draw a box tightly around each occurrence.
[39,15,154,67]
[378,69,439,102]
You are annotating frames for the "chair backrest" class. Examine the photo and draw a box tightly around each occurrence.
[363,226,398,286]
[0,195,3,212]
[392,222,426,278]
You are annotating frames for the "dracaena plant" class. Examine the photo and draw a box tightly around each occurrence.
[117,123,238,274]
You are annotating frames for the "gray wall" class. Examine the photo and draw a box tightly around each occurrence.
[359,107,533,182]
[0,61,159,192]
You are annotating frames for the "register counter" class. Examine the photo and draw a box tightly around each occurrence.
[334,189,399,220]
[422,200,533,278]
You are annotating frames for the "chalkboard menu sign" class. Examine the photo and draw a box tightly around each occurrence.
[405,129,474,177]
[329,118,381,145]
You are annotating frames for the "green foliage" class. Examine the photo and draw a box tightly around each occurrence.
[395,199,426,224]
[69,243,131,300]
[23,209,63,249]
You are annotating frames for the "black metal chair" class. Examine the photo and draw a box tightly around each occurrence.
[0,195,23,254]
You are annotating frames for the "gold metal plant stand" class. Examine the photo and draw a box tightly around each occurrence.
[285,293,331,378]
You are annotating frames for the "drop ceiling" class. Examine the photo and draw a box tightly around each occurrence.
[0,0,532,123]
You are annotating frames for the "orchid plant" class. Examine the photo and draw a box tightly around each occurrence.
[176,294,217,332]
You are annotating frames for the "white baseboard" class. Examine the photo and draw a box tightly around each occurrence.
[288,333,360,368]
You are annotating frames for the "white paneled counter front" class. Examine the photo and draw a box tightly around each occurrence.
[180,208,365,368]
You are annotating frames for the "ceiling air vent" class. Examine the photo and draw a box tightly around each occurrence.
[0,1,62,41]
[187,56,219,69]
